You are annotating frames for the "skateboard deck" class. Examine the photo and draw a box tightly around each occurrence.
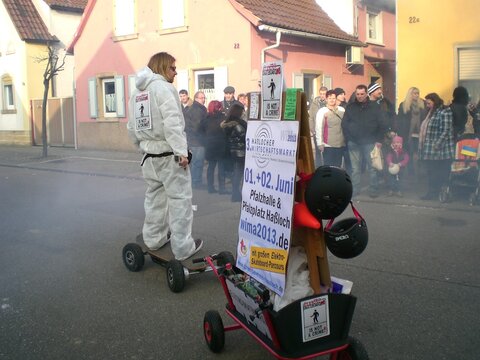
[136,234,208,271]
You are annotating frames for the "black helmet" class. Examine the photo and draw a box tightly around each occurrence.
[304,166,352,220]
[324,202,368,259]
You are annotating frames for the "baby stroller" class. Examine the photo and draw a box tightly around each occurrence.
[440,134,480,205]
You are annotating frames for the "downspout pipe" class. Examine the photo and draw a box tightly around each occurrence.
[260,27,282,64]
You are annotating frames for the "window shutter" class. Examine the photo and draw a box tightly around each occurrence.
[459,47,480,80]
[115,75,126,117]
[292,73,304,89]
[323,75,332,89]
[176,70,189,93]
[128,74,136,100]
[88,77,98,118]
[115,0,135,36]
[162,0,184,29]
[214,66,228,101]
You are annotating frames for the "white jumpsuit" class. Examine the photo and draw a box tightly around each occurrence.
[127,67,196,260]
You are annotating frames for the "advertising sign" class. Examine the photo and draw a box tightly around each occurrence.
[236,120,298,296]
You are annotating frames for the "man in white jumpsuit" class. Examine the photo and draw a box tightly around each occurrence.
[127,52,202,261]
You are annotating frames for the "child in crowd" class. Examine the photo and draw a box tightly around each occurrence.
[385,135,410,197]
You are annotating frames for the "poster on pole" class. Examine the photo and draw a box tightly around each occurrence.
[236,120,299,296]
[261,62,283,120]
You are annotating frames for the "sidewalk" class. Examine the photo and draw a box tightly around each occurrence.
[1,144,479,213]
[0,144,142,180]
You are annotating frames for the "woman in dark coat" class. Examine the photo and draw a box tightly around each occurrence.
[199,100,228,194]
[222,102,247,202]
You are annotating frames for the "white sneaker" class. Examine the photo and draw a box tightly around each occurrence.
[177,239,203,261]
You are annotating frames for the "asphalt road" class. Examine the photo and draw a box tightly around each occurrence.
[1,151,479,360]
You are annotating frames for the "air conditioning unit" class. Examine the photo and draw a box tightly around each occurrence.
[346,46,364,65]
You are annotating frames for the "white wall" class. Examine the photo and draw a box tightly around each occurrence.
[316,0,355,35]
[0,1,27,130]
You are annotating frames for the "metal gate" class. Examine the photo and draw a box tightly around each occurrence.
[32,97,75,147]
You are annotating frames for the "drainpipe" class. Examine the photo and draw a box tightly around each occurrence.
[259,27,282,64]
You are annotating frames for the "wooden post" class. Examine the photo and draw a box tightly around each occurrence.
[291,91,331,293]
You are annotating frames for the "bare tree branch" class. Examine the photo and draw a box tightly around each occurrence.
[36,43,68,157]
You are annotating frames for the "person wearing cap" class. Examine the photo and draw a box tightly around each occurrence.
[342,84,388,198]
[222,86,236,115]
[385,135,410,197]
[368,82,395,130]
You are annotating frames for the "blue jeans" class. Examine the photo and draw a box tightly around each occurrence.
[347,141,379,195]
[388,174,401,192]
[190,146,205,186]
[323,146,346,168]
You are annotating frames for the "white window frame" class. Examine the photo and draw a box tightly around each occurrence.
[2,76,15,112]
[456,45,480,104]
[115,0,136,37]
[161,0,185,30]
[88,75,125,120]
[366,9,383,45]
[102,78,117,118]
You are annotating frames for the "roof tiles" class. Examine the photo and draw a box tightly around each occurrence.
[43,0,88,13]
[234,0,362,44]
[2,0,57,43]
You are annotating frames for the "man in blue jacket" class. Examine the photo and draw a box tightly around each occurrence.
[342,84,388,198]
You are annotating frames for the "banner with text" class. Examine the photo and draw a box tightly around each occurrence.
[236,120,299,296]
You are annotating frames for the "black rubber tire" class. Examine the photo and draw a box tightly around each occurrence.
[216,251,235,267]
[122,243,145,272]
[203,310,225,353]
[336,336,369,360]
[166,260,185,293]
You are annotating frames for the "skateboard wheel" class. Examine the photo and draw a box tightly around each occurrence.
[122,243,145,272]
[216,251,235,267]
[203,310,225,353]
[166,259,185,293]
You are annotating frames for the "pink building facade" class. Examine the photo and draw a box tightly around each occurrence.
[70,0,395,150]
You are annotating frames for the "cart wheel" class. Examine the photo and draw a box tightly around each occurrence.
[216,251,235,267]
[203,310,225,353]
[166,260,185,293]
[122,243,145,272]
[335,336,369,360]
[439,187,449,203]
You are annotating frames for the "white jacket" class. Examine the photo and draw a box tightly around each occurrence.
[127,67,188,156]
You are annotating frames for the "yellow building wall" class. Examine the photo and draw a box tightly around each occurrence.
[397,0,480,105]
[26,44,51,101]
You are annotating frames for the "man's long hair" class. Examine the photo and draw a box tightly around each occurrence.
[147,52,175,78]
